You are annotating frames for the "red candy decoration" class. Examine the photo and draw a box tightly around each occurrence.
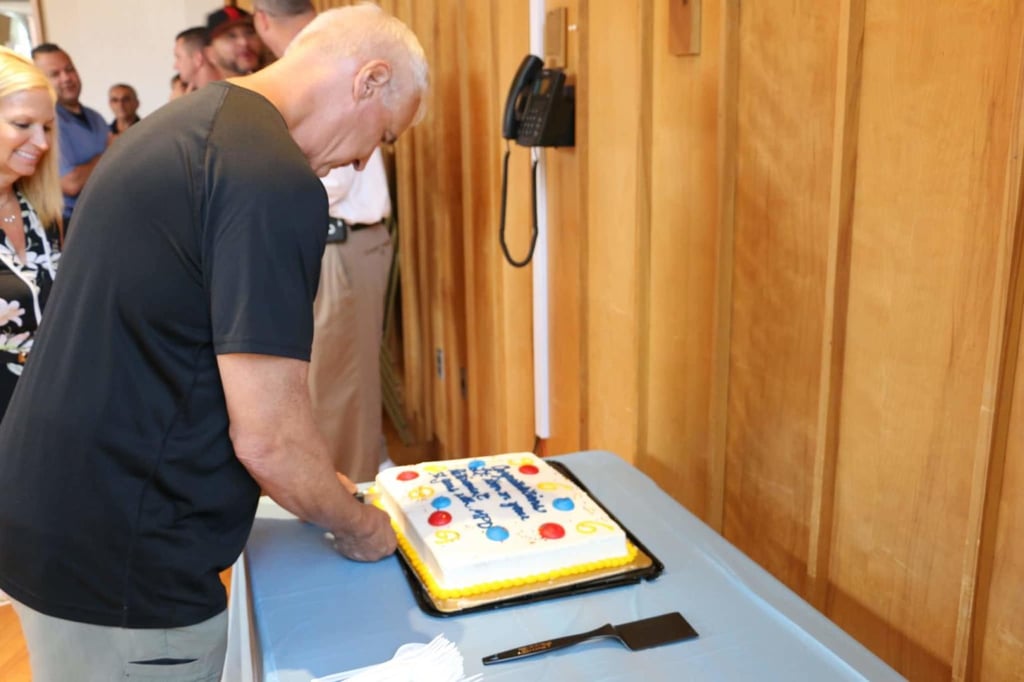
[538,523,565,539]
[518,465,539,475]
[397,470,419,481]
[428,511,452,526]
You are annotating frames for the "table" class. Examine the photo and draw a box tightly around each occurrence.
[224,451,904,681]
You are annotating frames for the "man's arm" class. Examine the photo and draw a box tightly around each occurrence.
[217,352,396,562]
[60,153,103,198]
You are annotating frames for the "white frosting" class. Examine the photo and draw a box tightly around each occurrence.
[375,452,629,594]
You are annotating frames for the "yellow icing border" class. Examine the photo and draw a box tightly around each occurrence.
[389,518,639,600]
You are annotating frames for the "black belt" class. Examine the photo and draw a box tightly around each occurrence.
[326,217,383,243]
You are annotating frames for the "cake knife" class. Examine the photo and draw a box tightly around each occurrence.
[481,612,698,665]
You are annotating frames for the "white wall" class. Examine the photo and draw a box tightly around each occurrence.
[40,0,217,119]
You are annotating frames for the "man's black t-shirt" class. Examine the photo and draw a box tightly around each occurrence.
[0,83,327,628]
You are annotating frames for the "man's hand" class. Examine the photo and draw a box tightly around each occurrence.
[330,503,397,562]
[218,353,397,562]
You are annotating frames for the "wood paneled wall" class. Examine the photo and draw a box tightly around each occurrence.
[262,1,1024,679]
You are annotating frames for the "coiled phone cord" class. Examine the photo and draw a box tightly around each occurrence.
[499,143,539,268]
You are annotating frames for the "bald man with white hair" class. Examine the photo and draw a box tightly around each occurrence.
[0,6,428,680]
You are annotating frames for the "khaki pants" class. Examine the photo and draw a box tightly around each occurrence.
[12,599,227,681]
[308,223,393,483]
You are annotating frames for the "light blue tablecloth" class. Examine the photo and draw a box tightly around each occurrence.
[235,450,904,681]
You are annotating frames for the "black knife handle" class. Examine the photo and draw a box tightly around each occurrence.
[481,623,616,665]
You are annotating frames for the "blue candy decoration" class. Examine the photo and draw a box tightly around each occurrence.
[553,497,575,511]
[468,459,486,470]
[432,496,452,510]
[486,526,510,542]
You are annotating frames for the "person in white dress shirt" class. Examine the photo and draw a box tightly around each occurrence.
[255,0,395,483]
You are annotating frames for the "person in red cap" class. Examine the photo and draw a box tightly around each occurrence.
[205,6,263,77]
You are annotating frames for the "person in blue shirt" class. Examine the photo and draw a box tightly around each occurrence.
[31,43,109,226]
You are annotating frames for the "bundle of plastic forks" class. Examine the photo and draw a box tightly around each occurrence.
[311,634,483,682]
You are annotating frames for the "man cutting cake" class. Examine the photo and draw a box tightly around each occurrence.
[0,5,427,680]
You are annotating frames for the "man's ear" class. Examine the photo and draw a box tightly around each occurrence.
[253,10,269,34]
[354,60,392,101]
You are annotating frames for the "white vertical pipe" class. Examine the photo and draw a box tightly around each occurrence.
[529,0,551,440]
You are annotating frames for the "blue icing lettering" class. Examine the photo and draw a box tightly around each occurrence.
[483,477,513,501]
[468,465,548,515]
[501,500,529,521]
[487,526,510,542]
[420,459,554,538]
[471,508,493,529]
[450,468,489,500]
[495,469,547,513]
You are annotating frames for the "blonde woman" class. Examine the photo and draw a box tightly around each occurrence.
[0,46,61,420]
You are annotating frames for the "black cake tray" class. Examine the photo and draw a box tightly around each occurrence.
[390,460,665,617]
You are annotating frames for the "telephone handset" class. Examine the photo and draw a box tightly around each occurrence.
[499,54,575,267]
[502,55,543,140]
[502,55,574,147]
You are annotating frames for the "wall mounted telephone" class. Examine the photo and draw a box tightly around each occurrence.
[499,54,575,267]
[503,54,575,147]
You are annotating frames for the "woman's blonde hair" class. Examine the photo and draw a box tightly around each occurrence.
[0,46,62,232]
